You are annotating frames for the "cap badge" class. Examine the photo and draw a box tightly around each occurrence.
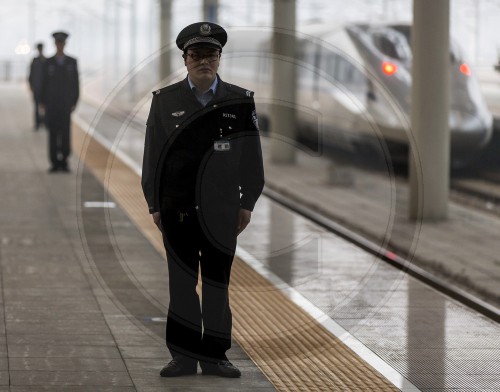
[200,24,211,36]
[172,111,185,117]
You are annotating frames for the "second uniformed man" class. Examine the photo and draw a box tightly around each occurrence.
[28,42,46,130]
[141,22,264,378]
[40,31,79,172]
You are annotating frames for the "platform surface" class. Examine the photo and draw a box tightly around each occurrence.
[77,81,500,390]
[0,82,499,391]
[0,83,277,391]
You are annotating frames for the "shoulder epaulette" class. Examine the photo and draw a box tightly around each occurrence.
[152,81,183,96]
[225,83,254,98]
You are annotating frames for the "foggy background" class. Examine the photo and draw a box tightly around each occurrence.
[1,0,499,81]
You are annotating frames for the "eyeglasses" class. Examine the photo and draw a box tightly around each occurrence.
[185,52,220,62]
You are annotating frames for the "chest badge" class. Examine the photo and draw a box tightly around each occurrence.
[172,111,185,117]
[214,139,231,152]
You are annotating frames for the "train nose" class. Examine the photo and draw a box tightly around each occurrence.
[449,110,493,154]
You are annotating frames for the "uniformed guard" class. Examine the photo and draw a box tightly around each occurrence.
[40,31,79,172]
[28,42,46,130]
[141,22,264,378]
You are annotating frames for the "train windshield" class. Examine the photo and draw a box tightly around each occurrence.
[371,29,412,61]
[391,25,463,63]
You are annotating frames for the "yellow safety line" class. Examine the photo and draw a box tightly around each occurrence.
[72,122,400,391]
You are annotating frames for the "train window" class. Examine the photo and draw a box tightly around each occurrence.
[373,34,399,59]
[350,66,366,85]
[372,31,411,61]
[449,40,463,64]
[297,40,319,93]
[298,40,318,67]
[325,54,338,80]
[340,58,366,88]
[335,57,353,83]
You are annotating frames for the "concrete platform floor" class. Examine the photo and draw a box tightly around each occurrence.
[0,83,275,391]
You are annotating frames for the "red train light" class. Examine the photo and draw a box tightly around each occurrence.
[382,61,398,75]
[460,63,471,76]
[385,250,397,260]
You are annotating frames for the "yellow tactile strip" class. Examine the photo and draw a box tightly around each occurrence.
[72,122,399,391]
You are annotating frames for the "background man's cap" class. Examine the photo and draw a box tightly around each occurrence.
[176,22,227,51]
[52,32,69,42]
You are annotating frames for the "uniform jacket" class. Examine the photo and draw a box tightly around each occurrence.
[40,55,79,110]
[28,56,46,99]
[141,75,265,222]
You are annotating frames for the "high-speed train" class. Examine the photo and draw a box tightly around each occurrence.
[223,23,493,165]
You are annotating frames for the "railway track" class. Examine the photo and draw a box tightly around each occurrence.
[264,185,500,323]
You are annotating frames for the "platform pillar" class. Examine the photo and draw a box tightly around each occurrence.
[203,0,218,23]
[409,0,450,220]
[102,0,110,73]
[159,0,172,82]
[129,0,137,100]
[270,0,297,164]
[113,0,121,78]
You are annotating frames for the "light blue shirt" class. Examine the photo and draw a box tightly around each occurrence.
[188,76,218,107]
[56,55,66,66]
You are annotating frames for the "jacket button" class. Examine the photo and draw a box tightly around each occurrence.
[213,104,218,108]
[195,206,199,210]
[175,125,179,128]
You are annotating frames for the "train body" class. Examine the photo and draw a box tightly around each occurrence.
[223,23,493,165]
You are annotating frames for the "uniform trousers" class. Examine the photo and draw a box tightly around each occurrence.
[33,96,44,129]
[46,107,71,168]
[161,206,236,363]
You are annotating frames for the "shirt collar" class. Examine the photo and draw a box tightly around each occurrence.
[56,55,66,65]
[188,75,218,95]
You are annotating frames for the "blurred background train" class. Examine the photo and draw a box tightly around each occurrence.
[223,23,493,167]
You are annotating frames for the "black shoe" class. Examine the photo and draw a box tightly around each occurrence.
[58,161,70,172]
[200,360,241,378]
[48,166,59,173]
[160,358,197,377]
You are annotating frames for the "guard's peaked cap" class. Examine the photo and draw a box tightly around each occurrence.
[176,22,227,51]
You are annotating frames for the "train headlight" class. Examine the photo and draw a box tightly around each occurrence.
[382,61,398,75]
[460,63,471,77]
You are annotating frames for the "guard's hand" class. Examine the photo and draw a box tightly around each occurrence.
[152,212,162,232]
[237,209,251,236]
